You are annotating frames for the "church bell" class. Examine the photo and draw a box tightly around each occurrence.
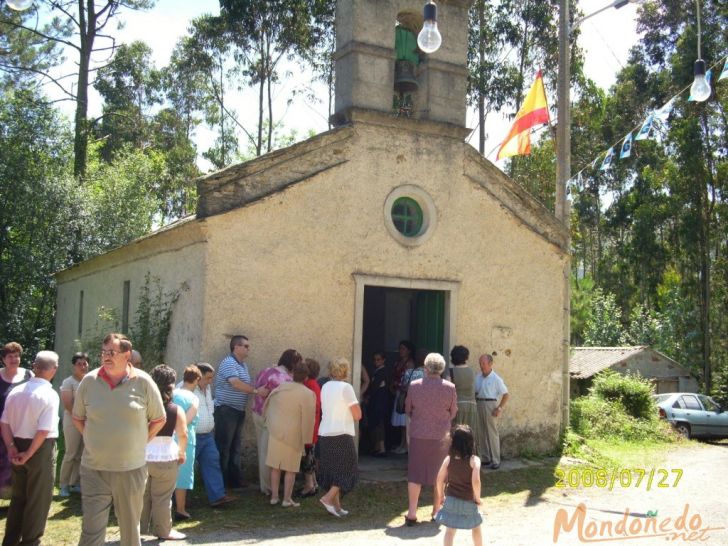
[394,60,419,94]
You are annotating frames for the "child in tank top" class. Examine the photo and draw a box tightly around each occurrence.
[433,425,483,546]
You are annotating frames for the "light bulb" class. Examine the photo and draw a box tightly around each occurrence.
[690,60,711,102]
[417,2,442,54]
[6,0,33,10]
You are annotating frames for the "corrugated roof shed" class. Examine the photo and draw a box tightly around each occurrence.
[569,346,647,379]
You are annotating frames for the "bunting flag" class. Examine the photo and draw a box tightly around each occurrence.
[688,70,712,101]
[720,57,728,81]
[635,113,654,141]
[655,98,674,122]
[496,70,550,160]
[600,147,615,171]
[620,132,633,159]
[591,156,599,171]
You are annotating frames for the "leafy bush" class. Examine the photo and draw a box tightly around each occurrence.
[590,370,656,419]
[570,397,672,441]
[570,389,674,442]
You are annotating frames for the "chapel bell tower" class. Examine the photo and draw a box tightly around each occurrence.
[332,0,472,128]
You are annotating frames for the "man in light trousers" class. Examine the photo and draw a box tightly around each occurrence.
[475,354,509,469]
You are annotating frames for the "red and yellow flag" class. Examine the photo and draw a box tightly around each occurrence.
[496,70,550,160]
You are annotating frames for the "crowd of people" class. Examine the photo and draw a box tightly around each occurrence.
[0,334,510,546]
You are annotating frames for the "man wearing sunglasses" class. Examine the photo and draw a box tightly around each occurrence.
[214,335,268,489]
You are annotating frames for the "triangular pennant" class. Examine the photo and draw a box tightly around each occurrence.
[600,148,614,171]
[655,99,674,122]
[719,57,728,81]
[620,132,633,159]
[635,113,654,141]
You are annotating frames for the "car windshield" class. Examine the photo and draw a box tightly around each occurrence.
[698,395,719,412]
[654,394,672,404]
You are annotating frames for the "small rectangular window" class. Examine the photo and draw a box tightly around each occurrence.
[78,290,84,337]
[122,281,131,334]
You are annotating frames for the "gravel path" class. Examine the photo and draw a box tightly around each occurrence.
[136,442,728,546]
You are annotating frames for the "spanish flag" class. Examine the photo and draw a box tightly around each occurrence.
[496,70,550,160]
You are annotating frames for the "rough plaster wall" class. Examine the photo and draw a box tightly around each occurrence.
[622,353,686,378]
[54,222,206,381]
[617,353,698,392]
[201,121,566,455]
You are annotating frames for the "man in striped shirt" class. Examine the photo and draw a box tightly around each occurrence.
[214,335,268,489]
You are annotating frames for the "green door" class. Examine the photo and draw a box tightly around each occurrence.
[414,290,445,354]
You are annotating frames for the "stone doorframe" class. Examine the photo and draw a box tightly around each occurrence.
[351,273,460,399]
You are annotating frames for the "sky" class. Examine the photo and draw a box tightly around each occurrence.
[47,0,644,171]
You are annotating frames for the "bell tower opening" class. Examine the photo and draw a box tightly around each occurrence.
[393,11,423,117]
[332,0,472,128]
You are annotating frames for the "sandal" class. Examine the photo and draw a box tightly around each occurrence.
[299,487,318,498]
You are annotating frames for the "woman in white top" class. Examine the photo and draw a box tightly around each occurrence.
[142,365,188,541]
[58,352,89,497]
[316,358,361,517]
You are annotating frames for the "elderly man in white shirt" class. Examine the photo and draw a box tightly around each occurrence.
[475,354,509,469]
[0,350,60,546]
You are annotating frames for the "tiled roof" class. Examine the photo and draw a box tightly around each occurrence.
[569,346,648,379]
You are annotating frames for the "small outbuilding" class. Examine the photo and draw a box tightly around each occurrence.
[569,346,699,397]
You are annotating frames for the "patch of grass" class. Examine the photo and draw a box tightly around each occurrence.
[1,464,570,543]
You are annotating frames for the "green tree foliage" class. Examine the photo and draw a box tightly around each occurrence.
[0,89,78,356]
[467,0,572,157]
[582,289,626,346]
[94,41,199,221]
[570,274,596,345]
[0,0,156,178]
[0,5,68,92]
[557,0,727,393]
[218,0,321,156]
[93,41,163,161]
[307,0,336,125]
[81,144,164,256]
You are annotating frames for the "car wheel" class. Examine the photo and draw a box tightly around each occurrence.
[675,422,691,439]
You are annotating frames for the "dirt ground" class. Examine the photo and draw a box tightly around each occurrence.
[132,441,728,546]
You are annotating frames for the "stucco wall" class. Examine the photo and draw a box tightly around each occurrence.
[54,219,207,380]
[200,118,567,456]
[619,353,698,392]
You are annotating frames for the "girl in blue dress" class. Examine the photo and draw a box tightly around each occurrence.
[172,365,201,520]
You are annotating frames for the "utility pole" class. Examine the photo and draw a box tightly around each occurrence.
[556,0,571,436]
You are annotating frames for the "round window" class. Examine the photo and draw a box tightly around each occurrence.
[391,197,424,237]
[383,185,437,247]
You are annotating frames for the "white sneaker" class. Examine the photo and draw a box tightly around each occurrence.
[58,486,70,498]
